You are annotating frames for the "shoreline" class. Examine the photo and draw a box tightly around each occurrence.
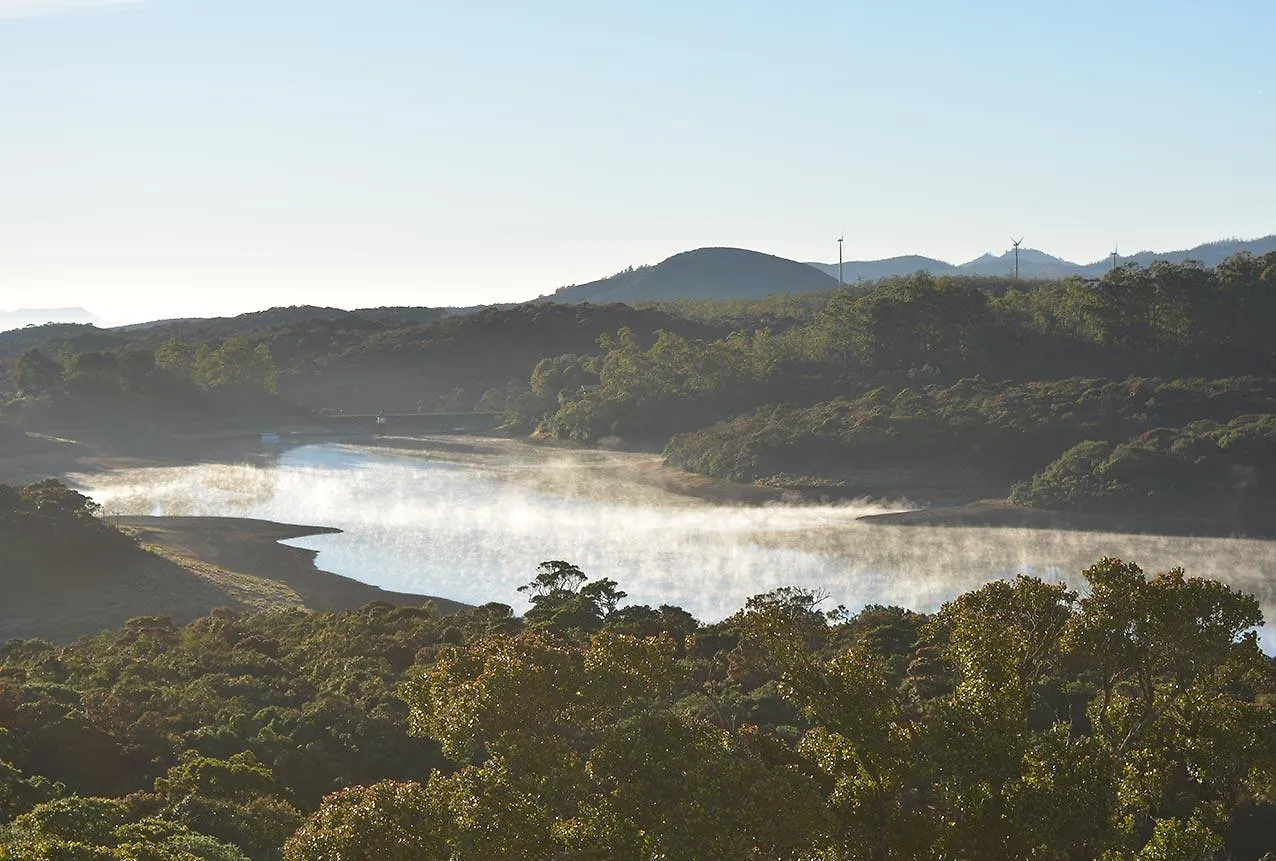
[118,515,470,616]
[858,499,1276,541]
[0,430,475,638]
[3,425,1274,642]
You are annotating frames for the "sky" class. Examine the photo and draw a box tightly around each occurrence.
[1,0,1273,324]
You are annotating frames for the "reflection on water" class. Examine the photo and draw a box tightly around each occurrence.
[75,440,1276,647]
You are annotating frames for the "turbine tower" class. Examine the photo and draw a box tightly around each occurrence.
[1111,242,1119,272]
[837,235,844,289]
[1011,236,1024,281]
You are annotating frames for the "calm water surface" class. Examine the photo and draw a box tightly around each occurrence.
[75,439,1276,646]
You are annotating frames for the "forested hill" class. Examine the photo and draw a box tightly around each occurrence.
[545,247,838,304]
[1084,234,1276,274]
[531,252,1276,521]
[0,303,730,420]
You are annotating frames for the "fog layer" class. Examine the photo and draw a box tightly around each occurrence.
[76,440,1276,646]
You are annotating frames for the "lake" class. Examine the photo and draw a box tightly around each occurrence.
[76,438,1276,646]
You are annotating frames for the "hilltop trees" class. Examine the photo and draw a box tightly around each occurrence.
[819,273,995,373]
[12,338,280,403]
[536,254,1276,454]
[155,337,279,395]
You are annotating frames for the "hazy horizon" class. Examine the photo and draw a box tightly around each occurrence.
[5,232,1276,327]
[2,0,1273,323]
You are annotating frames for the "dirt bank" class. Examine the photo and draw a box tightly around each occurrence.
[1,515,469,644]
[118,516,471,615]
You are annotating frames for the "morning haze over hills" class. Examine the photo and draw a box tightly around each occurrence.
[6,0,1276,856]
[5,234,1273,330]
[806,234,1276,282]
[531,233,1276,300]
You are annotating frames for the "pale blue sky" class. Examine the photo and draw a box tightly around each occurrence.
[1,0,1272,322]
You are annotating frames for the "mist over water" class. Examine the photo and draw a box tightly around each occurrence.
[77,440,1276,647]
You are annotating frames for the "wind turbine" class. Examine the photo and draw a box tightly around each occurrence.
[1011,236,1024,281]
[1111,242,1119,271]
[837,235,844,289]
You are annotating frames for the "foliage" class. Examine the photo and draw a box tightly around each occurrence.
[516,561,626,633]
[3,338,291,432]
[665,376,1276,487]
[0,599,491,856]
[282,559,1276,860]
[513,255,1276,519]
[539,256,1276,447]
[2,555,1273,858]
[11,350,63,395]
[0,795,251,860]
[1012,413,1276,518]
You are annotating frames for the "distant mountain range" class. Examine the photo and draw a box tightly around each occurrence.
[0,307,103,333]
[5,236,1272,331]
[543,248,837,304]
[542,236,1275,306]
[806,235,1276,282]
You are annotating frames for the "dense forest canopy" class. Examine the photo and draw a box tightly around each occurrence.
[0,302,729,420]
[0,548,1272,859]
[662,377,1276,488]
[1010,414,1276,518]
[2,337,295,433]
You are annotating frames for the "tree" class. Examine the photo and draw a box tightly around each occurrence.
[817,275,994,374]
[1062,559,1272,843]
[154,338,198,379]
[936,576,1076,722]
[283,781,448,861]
[517,561,626,633]
[473,387,506,412]
[389,620,827,860]
[0,796,252,860]
[738,586,929,860]
[529,354,598,403]
[194,338,278,393]
[12,349,63,395]
[0,758,61,823]
[19,479,102,522]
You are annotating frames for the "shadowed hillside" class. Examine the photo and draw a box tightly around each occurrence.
[0,480,461,642]
[545,247,838,304]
